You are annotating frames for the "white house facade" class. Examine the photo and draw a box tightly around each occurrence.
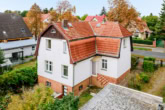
[36,21,133,96]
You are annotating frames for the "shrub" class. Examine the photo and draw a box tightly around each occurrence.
[144,57,156,62]
[0,66,37,95]
[133,39,153,45]
[143,60,155,72]
[128,74,142,90]
[131,56,139,69]
[0,95,11,110]
[140,72,150,83]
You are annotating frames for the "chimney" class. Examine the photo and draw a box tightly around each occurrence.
[62,20,68,29]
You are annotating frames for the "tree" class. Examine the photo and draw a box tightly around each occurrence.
[50,10,59,22]
[107,0,140,29]
[27,3,42,39]
[160,0,165,36]
[142,13,159,32]
[56,0,72,15]
[43,8,49,14]
[21,10,28,17]
[81,14,88,21]
[100,7,107,16]
[49,7,54,11]
[76,16,81,20]
[0,49,4,65]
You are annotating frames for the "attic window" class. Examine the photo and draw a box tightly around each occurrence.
[21,28,25,33]
[51,29,56,34]
[68,23,73,27]
[96,23,101,27]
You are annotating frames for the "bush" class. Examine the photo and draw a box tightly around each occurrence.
[133,39,153,45]
[144,57,156,62]
[128,74,142,90]
[140,72,150,83]
[143,60,155,72]
[40,93,79,110]
[0,95,11,110]
[0,66,37,95]
[131,56,139,69]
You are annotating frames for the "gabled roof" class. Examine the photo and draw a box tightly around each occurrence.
[85,15,106,23]
[0,13,32,40]
[36,21,132,63]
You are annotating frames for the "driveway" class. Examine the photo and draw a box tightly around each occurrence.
[132,50,165,60]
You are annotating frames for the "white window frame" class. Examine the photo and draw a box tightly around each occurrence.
[46,39,51,50]
[123,39,126,48]
[63,41,67,54]
[62,65,68,79]
[32,46,35,51]
[102,59,107,70]
[45,60,53,73]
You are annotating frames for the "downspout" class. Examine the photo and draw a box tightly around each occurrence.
[72,63,75,94]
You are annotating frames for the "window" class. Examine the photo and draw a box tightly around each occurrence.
[46,39,51,50]
[79,85,83,91]
[123,39,126,48]
[46,81,51,87]
[62,65,68,78]
[102,59,107,70]
[45,60,53,73]
[32,46,35,51]
[63,42,67,53]
[21,28,25,33]
[51,29,56,33]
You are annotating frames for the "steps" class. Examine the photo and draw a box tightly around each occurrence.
[97,75,109,87]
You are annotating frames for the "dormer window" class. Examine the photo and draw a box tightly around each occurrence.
[21,28,25,33]
[51,29,56,34]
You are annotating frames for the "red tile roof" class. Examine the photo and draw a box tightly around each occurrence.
[41,14,50,22]
[90,22,132,37]
[69,38,96,63]
[96,37,120,56]
[85,15,106,23]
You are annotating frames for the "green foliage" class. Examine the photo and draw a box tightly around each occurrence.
[143,60,155,72]
[144,57,156,62]
[0,66,37,95]
[128,74,142,90]
[20,10,28,17]
[133,39,153,45]
[76,16,81,20]
[81,14,88,21]
[162,86,165,102]
[140,72,150,83]
[40,93,79,110]
[133,47,151,51]
[43,8,49,14]
[0,95,11,110]
[0,49,4,64]
[100,7,107,16]
[7,85,54,110]
[160,0,165,36]
[131,56,139,69]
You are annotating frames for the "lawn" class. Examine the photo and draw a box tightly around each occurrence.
[133,47,152,51]
[78,86,101,108]
[13,59,36,70]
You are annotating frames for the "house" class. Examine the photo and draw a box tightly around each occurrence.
[129,17,152,40]
[35,20,133,96]
[0,13,32,43]
[85,15,107,23]
[41,13,51,23]
[81,84,164,110]
[0,13,35,67]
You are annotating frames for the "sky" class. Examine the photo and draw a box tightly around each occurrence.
[0,0,163,17]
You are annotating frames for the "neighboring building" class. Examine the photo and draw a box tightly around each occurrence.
[81,84,164,110]
[41,13,51,23]
[0,39,37,66]
[129,17,152,40]
[36,20,133,96]
[0,13,35,66]
[85,15,107,23]
[0,13,32,43]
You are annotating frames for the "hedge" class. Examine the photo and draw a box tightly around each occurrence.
[144,57,156,62]
[0,66,37,95]
[143,61,155,72]
[133,39,153,45]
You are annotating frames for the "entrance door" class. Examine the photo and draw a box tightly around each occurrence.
[12,52,19,61]
[92,62,97,75]
[63,86,67,96]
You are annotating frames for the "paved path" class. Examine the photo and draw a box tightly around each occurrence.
[132,50,165,59]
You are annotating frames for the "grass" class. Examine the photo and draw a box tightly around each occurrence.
[78,86,101,108]
[13,59,36,70]
[133,47,152,51]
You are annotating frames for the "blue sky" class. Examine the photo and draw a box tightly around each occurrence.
[0,0,163,17]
